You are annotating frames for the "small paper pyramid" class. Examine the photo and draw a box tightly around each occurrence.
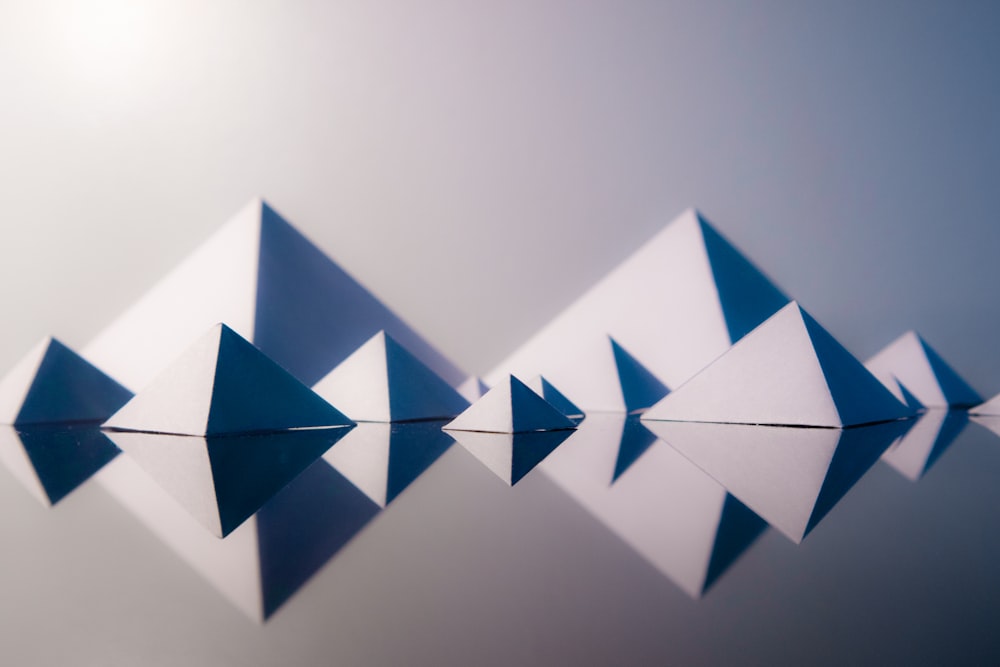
[0,337,133,426]
[524,375,585,419]
[865,331,981,408]
[642,302,913,427]
[83,199,464,391]
[104,324,353,436]
[970,393,1000,416]
[443,375,575,433]
[457,377,490,402]
[486,209,790,409]
[312,331,469,422]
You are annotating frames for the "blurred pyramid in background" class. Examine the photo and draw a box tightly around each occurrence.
[444,376,575,434]
[0,337,132,426]
[313,331,469,422]
[970,392,1000,416]
[523,375,585,419]
[643,302,914,428]
[486,209,789,410]
[83,199,465,391]
[865,331,981,408]
[104,324,353,436]
[457,377,490,403]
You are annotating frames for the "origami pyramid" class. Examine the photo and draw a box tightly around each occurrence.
[524,375,585,419]
[100,452,379,621]
[443,375,575,433]
[106,427,351,538]
[541,413,766,597]
[322,421,454,506]
[881,409,968,482]
[486,209,789,410]
[865,331,981,408]
[83,199,464,391]
[645,419,908,543]
[642,302,913,428]
[312,331,469,422]
[457,377,490,403]
[449,429,573,485]
[0,425,120,506]
[104,324,353,436]
[0,337,132,426]
[970,393,1000,416]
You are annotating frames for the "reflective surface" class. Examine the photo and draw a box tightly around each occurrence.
[1,413,999,664]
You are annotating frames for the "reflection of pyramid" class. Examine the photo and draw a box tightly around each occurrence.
[83,199,464,390]
[104,324,353,437]
[0,425,120,506]
[0,337,132,425]
[322,421,454,505]
[643,302,913,427]
[443,375,575,433]
[100,453,380,621]
[449,429,572,485]
[312,331,469,422]
[646,420,908,542]
[106,427,351,537]
[881,409,968,481]
[541,414,766,597]
[486,209,789,409]
[524,375,585,419]
[865,331,981,408]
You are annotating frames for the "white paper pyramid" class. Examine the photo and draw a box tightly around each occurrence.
[486,209,790,410]
[642,302,913,427]
[645,420,906,543]
[540,414,766,597]
[524,375,585,419]
[0,337,133,426]
[865,331,981,408]
[457,377,490,403]
[443,375,575,433]
[970,393,1000,416]
[83,198,464,391]
[104,324,353,436]
[312,331,469,422]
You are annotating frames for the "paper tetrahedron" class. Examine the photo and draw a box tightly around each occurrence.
[524,375,585,419]
[485,209,789,410]
[312,331,469,422]
[443,375,575,433]
[104,324,353,436]
[642,302,913,427]
[83,198,464,391]
[865,331,981,408]
[0,337,132,426]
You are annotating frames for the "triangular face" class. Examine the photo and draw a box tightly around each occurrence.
[865,331,981,408]
[313,332,469,422]
[524,376,585,419]
[83,199,464,391]
[108,427,350,537]
[646,420,906,542]
[485,209,789,409]
[610,338,670,413]
[104,324,353,436]
[0,338,132,426]
[970,393,1000,416]
[449,429,572,485]
[642,302,911,427]
[443,376,575,433]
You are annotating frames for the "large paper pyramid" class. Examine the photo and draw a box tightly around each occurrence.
[642,302,913,428]
[865,331,980,408]
[106,427,351,538]
[104,324,353,436]
[0,337,132,425]
[443,375,575,433]
[486,209,790,410]
[312,331,469,422]
[82,199,464,391]
[645,420,908,542]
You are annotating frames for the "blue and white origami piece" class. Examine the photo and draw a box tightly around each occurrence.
[865,331,982,409]
[523,375,585,420]
[443,375,575,434]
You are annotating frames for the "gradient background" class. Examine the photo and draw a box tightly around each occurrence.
[0,0,998,393]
